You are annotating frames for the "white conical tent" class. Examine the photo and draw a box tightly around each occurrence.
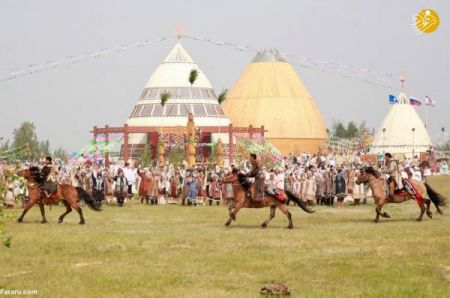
[370,91,432,156]
[125,42,230,150]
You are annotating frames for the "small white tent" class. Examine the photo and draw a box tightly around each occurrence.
[370,91,432,156]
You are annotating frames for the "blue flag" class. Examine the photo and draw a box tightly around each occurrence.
[388,94,398,104]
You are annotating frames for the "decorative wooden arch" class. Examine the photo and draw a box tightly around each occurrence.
[91,123,266,166]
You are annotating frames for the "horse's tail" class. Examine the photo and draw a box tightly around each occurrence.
[285,191,314,214]
[424,183,447,215]
[76,187,102,211]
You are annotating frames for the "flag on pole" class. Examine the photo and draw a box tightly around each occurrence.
[425,96,435,106]
[409,97,422,106]
[388,94,398,104]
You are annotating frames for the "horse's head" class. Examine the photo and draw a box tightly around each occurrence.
[356,167,380,185]
[18,167,40,182]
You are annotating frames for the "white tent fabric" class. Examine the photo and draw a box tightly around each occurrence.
[126,42,229,135]
[370,92,432,156]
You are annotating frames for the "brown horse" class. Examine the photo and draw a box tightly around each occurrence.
[17,167,101,224]
[224,173,314,228]
[356,167,446,222]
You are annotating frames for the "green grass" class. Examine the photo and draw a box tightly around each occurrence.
[1,176,449,297]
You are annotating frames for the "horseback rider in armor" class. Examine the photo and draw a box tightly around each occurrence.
[244,153,265,201]
[40,156,58,198]
[383,153,402,202]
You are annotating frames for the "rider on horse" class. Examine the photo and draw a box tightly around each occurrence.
[383,152,402,202]
[243,153,265,201]
[40,156,58,198]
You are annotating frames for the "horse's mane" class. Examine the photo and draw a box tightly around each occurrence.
[28,166,44,183]
[364,166,381,178]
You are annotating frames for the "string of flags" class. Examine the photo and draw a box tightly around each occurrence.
[0,34,395,88]
[388,94,436,107]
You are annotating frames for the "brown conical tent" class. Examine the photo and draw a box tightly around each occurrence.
[222,51,327,155]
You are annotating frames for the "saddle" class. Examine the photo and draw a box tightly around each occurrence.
[264,186,286,202]
[386,178,423,204]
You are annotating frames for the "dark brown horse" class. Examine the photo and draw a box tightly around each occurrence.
[224,173,314,228]
[17,167,101,224]
[356,167,446,222]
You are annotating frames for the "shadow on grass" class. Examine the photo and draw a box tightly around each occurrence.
[224,224,293,230]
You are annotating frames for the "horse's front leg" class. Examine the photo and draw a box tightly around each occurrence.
[374,196,389,222]
[228,203,236,221]
[17,197,37,223]
[38,202,48,224]
[225,202,243,227]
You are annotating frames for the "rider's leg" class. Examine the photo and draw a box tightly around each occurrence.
[388,180,395,202]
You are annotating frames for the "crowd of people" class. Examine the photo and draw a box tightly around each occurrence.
[1,148,448,209]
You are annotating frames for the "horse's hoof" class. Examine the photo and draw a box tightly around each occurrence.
[373,219,379,223]
[79,221,85,225]
[426,212,433,219]
[383,213,390,218]
[41,221,47,224]
[58,219,63,224]
[416,218,423,222]
[261,224,267,229]
[17,219,23,223]
[287,225,294,229]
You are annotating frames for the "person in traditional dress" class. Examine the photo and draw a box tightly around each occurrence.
[346,166,355,197]
[158,171,168,205]
[383,152,402,202]
[169,171,181,201]
[244,153,264,201]
[292,173,302,197]
[222,168,235,205]
[104,167,114,204]
[300,172,307,202]
[3,178,15,208]
[80,171,93,195]
[187,174,199,206]
[150,169,160,205]
[113,169,128,207]
[208,174,222,206]
[335,168,346,207]
[40,156,59,198]
[197,170,206,205]
[315,169,325,205]
[137,168,150,204]
[123,163,137,199]
[304,171,316,206]
[439,160,448,175]
[92,172,105,207]
[146,171,155,205]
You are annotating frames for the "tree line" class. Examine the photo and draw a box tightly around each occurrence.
[328,120,373,140]
[0,122,68,162]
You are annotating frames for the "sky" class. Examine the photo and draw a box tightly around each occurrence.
[0,0,448,152]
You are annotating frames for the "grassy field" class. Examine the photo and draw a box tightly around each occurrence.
[1,176,449,297]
